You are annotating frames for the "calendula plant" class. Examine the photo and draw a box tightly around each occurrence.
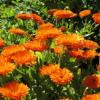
[0,0,100,100]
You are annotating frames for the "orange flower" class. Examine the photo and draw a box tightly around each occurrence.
[1,45,26,57]
[39,64,60,76]
[0,81,29,100]
[97,64,100,72]
[82,93,100,100]
[55,34,84,47]
[8,28,27,35]
[0,62,16,76]
[81,40,99,49]
[53,10,77,19]
[16,13,44,24]
[0,38,4,48]
[11,50,36,65]
[24,39,47,51]
[79,9,91,18]
[92,13,100,24]
[16,13,34,19]
[69,49,97,60]
[50,68,73,85]
[36,27,63,40]
[82,74,100,88]
[48,9,57,15]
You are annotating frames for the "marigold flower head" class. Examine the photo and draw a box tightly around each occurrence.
[16,13,44,24]
[92,13,100,24]
[50,68,73,85]
[55,34,84,47]
[24,39,47,51]
[0,62,16,76]
[82,74,100,88]
[69,49,97,60]
[8,28,27,35]
[39,64,60,76]
[53,10,77,19]
[11,50,36,65]
[0,38,4,48]
[79,9,91,18]
[36,27,63,40]
[1,45,26,57]
[82,93,100,100]
[0,81,29,100]
[16,13,34,20]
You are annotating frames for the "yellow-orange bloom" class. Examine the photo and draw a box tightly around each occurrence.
[0,62,16,76]
[79,9,91,18]
[53,10,77,19]
[24,39,47,51]
[69,49,97,60]
[8,28,27,35]
[16,13,34,19]
[92,13,100,24]
[39,64,60,76]
[82,74,100,89]
[50,68,73,85]
[0,81,29,100]
[55,34,84,47]
[82,93,100,100]
[36,27,63,40]
[16,13,44,24]
[0,38,4,48]
[11,50,36,65]
[1,45,26,57]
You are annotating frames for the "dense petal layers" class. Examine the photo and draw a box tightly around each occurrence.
[1,45,26,57]
[11,50,36,65]
[24,39,47,51]
[50,68,73,85]
[0,81,29,100]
